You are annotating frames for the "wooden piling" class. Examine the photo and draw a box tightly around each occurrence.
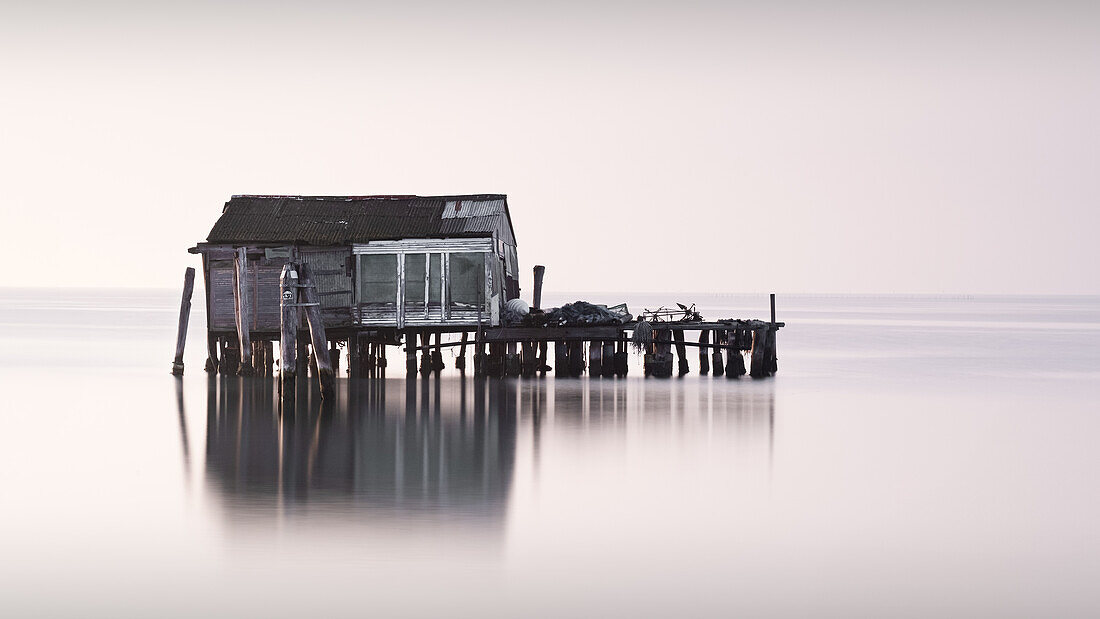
[521,341,537,377]
[262,341,274,376]
[419,332,433,376]
[171,266,195,376]
[554,341,568,378]
[205,333,219,373]
[279,263,299,399]
[405,332,417,376]
[432,332,444,373]
[614,335,628,377]
[567,341,585,377]
[456,331,468,371]
[749,326,768,378]
[532,265,545,310]
[601,341,615,378]
[672,329,688,376]
[711,329,724,377]
[588,340,603,377]
[726,332,746,378]
[698,330,710,375]
[298,262,335,399]
[538,341,548,375]
[233,247,254,375]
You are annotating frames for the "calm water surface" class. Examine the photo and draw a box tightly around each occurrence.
[1,290,1098,618]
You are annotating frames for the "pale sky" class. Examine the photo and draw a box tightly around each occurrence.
[1,0,1097,294]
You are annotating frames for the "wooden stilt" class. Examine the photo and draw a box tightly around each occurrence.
[601,341,615,378]
[205,333,219,373]
[348,333,360,378]
[749,327,768,378]
[432,332,444,373]
[420,332,432,376]
[567,341,584,377]
[672,329,688,376]
[456,331,468,371]
[614,335,628,377]
[263,341,274,376]
[589,340,603,377]
[698,330,710,375]
[521,341,537,377]
[711,329,724,377]
[405,332,417,376]
[538,341,548,375]
[233,248,254,375]
[554,341,568,378]
[171,267,195,376]
[330,342,340,375]
[298,263,334,399]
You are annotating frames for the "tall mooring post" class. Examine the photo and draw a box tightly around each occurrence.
[170,267,196,376]
[279,263,300,403]
[233,247,253,375]
[532,265,546,310]
[298,262,335,400]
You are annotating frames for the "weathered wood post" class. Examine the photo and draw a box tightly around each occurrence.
[726,330,746,378]
[588,340,603,377]
[233,247,254,375]
[298,262,335,399]
[171,267,196,376]
[554,341,568,378]
[711,329,724,377]
[432,332,445,373]
[419,332,433,376]
[750,326,768,378]
[348,334,360,378]
[405,332,417,376]
[698,330,710,375]
[601,341,615,378]
[673,329,689,376]
[532,265,545,310]
[769,294,779,374]
[521,341,537,377]
[538,341,548,375]
[279,263,300,401]
[614,334,629,377]
[456,331,468,371]
[567,341,585,377]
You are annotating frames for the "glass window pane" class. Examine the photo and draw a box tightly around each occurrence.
[359,254,397,305]
[428,253,441,305]
[449,252,483,306]
[404,253,426,306]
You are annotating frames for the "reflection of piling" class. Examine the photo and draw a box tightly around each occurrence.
[171,267,196,376]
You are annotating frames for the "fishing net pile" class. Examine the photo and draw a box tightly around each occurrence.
[514,301,632,327]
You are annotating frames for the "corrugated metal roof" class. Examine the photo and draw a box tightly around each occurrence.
[205,194,516,245]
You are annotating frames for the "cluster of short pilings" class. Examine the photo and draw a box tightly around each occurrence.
[639,324,778,378]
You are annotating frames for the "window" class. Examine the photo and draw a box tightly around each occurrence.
[449,252,483,306]
[358,254,397,305]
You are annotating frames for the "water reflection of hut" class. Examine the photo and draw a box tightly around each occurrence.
[204,376,517,525]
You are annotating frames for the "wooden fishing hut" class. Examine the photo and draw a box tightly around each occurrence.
[186,194,520,385]
[171,192,782,393]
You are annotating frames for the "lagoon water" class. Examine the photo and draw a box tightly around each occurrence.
[1,290,1098,618]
